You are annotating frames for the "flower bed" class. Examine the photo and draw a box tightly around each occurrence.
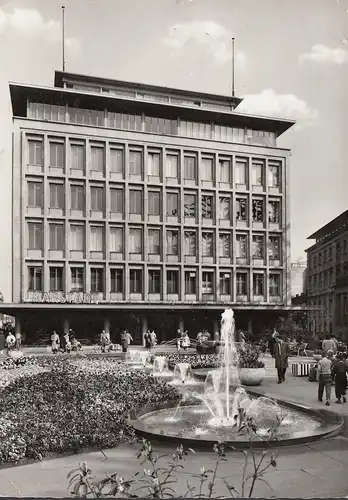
[0,357,178,465]
[160,353,222,370]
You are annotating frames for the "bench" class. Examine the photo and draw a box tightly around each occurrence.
[291,362,316,377]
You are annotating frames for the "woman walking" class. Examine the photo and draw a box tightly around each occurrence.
[51,331,60,354]
[0,330,5,355]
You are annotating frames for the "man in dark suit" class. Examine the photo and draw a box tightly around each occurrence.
[274,334,290,384]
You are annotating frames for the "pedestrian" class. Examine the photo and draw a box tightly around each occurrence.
[51,331,60,354]
[144,330,152,351]
[332,352,347,404]
[150,330,157,349]
[176,329,182,351]
[15,331,21,350]
[322,334,336,355]
[274,333,290,384]
[5,332,16,356]
[63,332,71,353]
[100,330,109,353]
[121,329,133,353]
[181,331,190,351]
[317,350,333,406]
[268,328,278,357]
[0,330,5,355]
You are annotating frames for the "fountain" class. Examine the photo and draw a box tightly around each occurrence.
[124,349,148,368]
[170,362,201,388]
[152,356,172,378]
[129,308,343,446]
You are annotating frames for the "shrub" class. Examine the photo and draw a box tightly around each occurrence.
[163,353,222,370]
[0,358,179,464]
[238,343,265,369]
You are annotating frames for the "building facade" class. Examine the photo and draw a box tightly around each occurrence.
[4,71,294,343]
[306,210,348,339]
[291,260,307,297]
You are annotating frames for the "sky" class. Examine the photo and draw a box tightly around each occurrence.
[0,0,347,300]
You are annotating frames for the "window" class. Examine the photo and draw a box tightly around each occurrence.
[184,156,196,180]
[129,228,142,253]
[129,150,142,175]
[202,195,213,219]
[202,272,214,294]
[219,159,231,183]
[50,142,64,168]
[236,234,247,258]
[110,188,123,213]
[110,148,124,174]
[268,200,280,223]
[148,191,160,216]
[129,190,142,214]
[28,182,43,208]
[201,157,213,181]
[184,231,196,256]
[148,152,160,176]
[167,270,179,294]
[28,266,42,291]
[110,269,123,293]
[91,186,104,212]
[149,270,161,294]
[202,233,213,257]
[149,229,160,254]
[268,236,280,259]
[220,272,231,295]
[91,268,104,293]
[71,144,84,170]
[49,183,64,209]
[90,226,103,252]
[49,224,64,251]
[70,225,84,251]
[28,222,43,250]
[167,230,178,255]
[167,192,179,216]
[28,139,43,166]
[110,227,123,253]
[219,233,231,257]
[50,267,63,291]
[252,160,264,186]
[236,198,247,221]
[184,193,196,217]
[235,158,247,184]
[252,235,264,259]
[71,185,84,211]
[71,267,84,292]
[219,197,230,220]
[269,273,281,296]
[91,146,104,171]
[236,273,247,295]
[130,269,142,293]
[253,273,264,295]
[268,162,280,187]
[252,199,264,222]
[166,154,179,178]
[185,272,196,294]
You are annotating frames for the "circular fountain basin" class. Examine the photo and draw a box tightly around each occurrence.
[129,396,343,449]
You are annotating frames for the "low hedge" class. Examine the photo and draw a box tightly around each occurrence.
[0,357,178,465]
[163,353,222,370]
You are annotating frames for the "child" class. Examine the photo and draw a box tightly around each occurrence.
[317,350,333,406]
[332,352,347,403]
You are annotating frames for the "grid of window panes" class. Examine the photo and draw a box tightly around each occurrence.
[23,131,286,302]
[27,102,277,147]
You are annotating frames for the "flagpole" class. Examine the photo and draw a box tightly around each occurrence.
[62,5,66,72]
[231,37,235,97]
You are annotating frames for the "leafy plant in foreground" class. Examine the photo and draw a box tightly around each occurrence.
[68,407,281,498]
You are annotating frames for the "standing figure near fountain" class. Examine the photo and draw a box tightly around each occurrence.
[150,330,157,349]
[181,331,190,351]
[144,330,152,351]
[121,329,133,353]
[274,334,290,384]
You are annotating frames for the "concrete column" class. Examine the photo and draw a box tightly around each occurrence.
[141,316,148,347]
[213,319,220,341]
[104,318,110,334]
[178,317,184,334]
[63,318,69,335]
[15,317,21,335]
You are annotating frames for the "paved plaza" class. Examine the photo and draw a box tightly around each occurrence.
[0,349,348,497]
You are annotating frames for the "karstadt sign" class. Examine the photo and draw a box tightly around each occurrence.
[27,292,98,304]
